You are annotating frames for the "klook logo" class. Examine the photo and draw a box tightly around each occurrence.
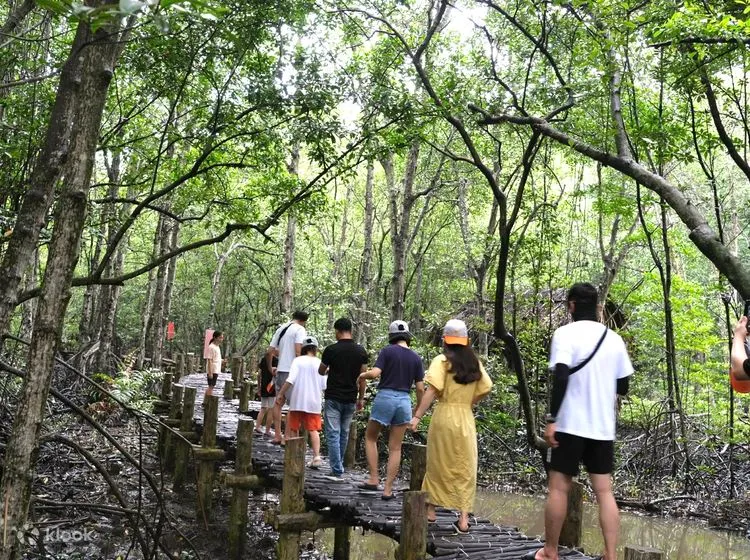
[44,527,95,543]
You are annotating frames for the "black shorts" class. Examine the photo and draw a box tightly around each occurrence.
[547,432,614,476]
[207,374,218,387]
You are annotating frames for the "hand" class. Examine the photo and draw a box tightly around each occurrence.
[271,367,278,376]
[734,316,748,339]
[544,422,559,448]
[356,398,364,412]
[275,395,285,408]
[408,417,420,431]
[357,373,367,383]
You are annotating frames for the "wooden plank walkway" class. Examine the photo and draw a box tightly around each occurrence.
[179,372,594,559]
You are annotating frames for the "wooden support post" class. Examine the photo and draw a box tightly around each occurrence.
[163,384,184,470]
[228,418,254,560]
[175,353,185,379]
[196,395,219,521]
[333,526,351,560]
[624,546,664,560]
[186,352,195,373]
[408,443,427,491]
[343,419,357,468]
[223,378,234,400]
[239,380,251,414]
[173,387,196,490]
[397,491,427,560]
[230,354,244,388]
[278,437,306,560]
[160,373,173,401]
[559,479,583,548]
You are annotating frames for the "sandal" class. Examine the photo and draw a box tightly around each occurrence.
[307,456,323,469]
[357,482,379,491]
[452,520,470,534]
[381,493,396,501]
[521,550,542,560]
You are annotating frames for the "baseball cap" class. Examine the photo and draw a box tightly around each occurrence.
[443,319,469,346]
[302,335,319,348]
[388,320,412,342]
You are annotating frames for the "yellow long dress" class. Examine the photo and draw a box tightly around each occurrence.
[422,355,493,512]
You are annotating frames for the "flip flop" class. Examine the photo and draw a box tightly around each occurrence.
[521,549,542,560]
[357,483,379,491]
[452,520,470,534]
[381,493,396,501]
[270,440,283,446]
[427,518,437,523]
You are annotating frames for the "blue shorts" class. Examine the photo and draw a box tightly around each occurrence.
[370,389,412,426]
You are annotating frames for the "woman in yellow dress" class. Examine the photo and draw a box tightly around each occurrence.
[409,319,493,533]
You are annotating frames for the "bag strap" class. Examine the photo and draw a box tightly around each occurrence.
[275,322,293,346]
[569,327,608,374]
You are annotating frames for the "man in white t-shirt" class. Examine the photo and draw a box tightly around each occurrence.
[525,283,633,560]
[275,336,327,468]
[266,310,308,445]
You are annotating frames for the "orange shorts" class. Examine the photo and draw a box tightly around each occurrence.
[288,411,322,432]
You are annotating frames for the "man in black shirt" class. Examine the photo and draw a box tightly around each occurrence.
[318,318,369,477]
[731,316,750,381]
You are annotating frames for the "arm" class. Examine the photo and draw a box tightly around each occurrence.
[275,381,293,405]
[356,364,367,410]
[409,385,437,431]
[544,363,570,448]
[318,363,329,376]
[294,342,302,357]
[358,366,382,381]
[414,380,425,411]
[731,317,750,381]
[265,347,276,375]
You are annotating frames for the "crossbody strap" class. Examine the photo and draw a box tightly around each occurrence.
[569,327,608,374]
[275,322,293,346]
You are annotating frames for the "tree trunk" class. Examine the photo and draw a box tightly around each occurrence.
[77,212,105,349]
[0,21,91,351]
[0,10,122,557]
[281,148,300,315]
[151,212,173,369]
[94,154,130,374]
[356,160,375,345]
[383,141,419,321]
[137,220,161,369]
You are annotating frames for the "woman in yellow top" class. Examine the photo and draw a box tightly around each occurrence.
[409,319,493,534]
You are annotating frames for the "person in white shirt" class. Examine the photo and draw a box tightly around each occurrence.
[525,283,633,560]
[275,336,327,468]
[205,331,224,397]
[266,310,308,445]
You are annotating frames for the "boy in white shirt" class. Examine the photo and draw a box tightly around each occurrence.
[275,336,327,468]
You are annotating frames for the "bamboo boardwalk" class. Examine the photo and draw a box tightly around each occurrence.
[179,371,594,560]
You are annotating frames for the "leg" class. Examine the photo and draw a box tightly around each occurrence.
[541,471,573,560]
[590,473,619,560]
[383,424,408,496]
[364,420,382,485]
[272,403,283,442]
[309,430,321,458]
[458,509,469,532]
[338,403,356,469]
[324,400,343,475]
[427,503,436,522]
[256,407,267,432]
[264,404,274,433]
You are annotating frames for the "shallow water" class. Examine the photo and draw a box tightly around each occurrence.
[311,490,750,559]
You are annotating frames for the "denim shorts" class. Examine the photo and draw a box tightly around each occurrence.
[370,388,412,426]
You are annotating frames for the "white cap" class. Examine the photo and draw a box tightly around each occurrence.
[443,319,469,346]
[388,320,412,342]
[301,335,319,348]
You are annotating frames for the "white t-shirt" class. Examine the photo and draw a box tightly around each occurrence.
[270,322,307,371]
[286,355,327,413]
[207,343,222,374]
[549,320,633,441]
